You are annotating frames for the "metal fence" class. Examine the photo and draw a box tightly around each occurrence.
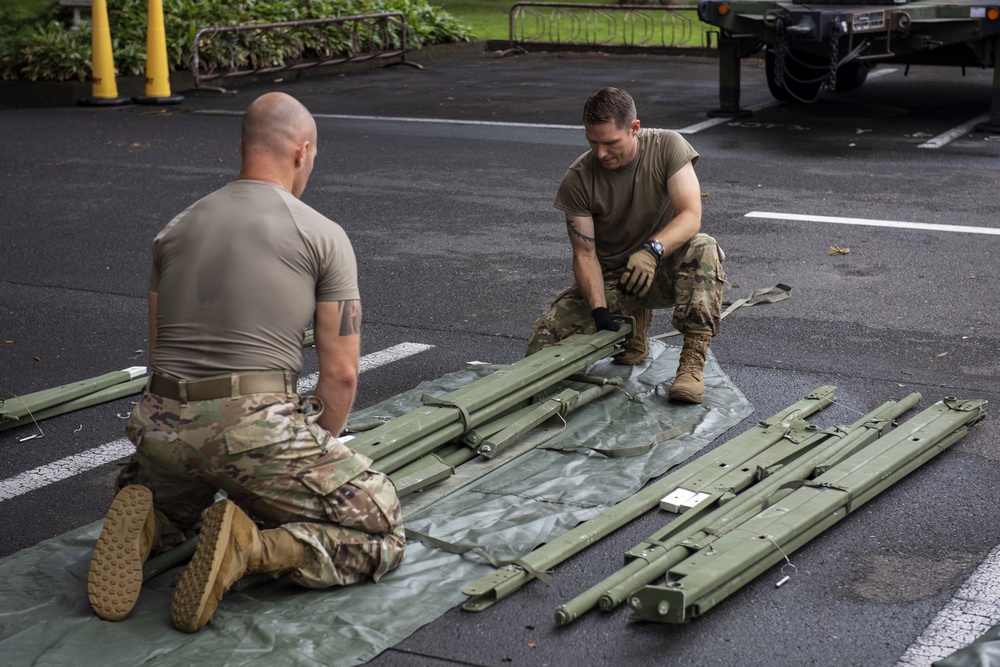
[190,12,421,92]
[506,2,715,53]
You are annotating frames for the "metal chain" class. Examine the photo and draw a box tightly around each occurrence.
[827,19,845,91]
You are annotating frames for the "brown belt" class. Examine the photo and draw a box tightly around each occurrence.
[149,371,297,402]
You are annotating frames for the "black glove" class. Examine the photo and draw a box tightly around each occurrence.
[591,307,621,332]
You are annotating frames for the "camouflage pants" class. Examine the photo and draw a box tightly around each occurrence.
[118,389,406,588]
[527,233,727,354]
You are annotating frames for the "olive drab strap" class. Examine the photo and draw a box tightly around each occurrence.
[403,528,555,585]
[540,421,696,459]
[421,394,474,436]
[652,283,791,340]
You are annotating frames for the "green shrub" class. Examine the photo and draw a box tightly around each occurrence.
[0,0,471,81]
[0,0,59,24]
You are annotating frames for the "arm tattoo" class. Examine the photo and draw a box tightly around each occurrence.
[335,299,362,336]
[566,218,595,244]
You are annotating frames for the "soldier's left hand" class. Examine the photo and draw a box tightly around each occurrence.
[619,248,658,297]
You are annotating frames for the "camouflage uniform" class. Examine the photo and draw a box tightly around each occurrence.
[527,233,726,354]
[118,387,405,588]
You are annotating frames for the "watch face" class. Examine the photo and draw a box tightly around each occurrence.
[652,241,664,254]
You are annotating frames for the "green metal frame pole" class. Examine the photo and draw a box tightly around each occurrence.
[658,425,971,626]
[627,397,986,623]
[1,367,147,425]
[389,382,623,496]
[351,326,630,462]
[369,342,623,474]
[460,386,838,612]
[4,330,326,434]
[580,394,921,619]
[0,377,148,432]
[587,428,838,618]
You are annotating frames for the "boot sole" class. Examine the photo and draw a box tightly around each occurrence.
[613,352,649,366]
[171,499,236,633]
[88,485,153,621]
[669,390,704,404]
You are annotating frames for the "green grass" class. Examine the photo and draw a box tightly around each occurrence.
[432,0,715,47]
[434,0,605,41]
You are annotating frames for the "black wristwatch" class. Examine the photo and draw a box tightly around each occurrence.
[643,239,664,261]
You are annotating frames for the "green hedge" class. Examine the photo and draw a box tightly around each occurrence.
[0,0,472,81]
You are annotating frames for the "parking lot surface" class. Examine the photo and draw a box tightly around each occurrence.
[2,46,999,666]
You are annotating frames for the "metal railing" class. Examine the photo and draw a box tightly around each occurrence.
[191,12,421,92]
[506,2,716,52]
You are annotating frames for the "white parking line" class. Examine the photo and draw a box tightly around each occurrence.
[0,342,434,503]
[746,211,1000,236]
[919,113,991,149]
[897,544,1000,665]
[678,69,900,135]
[677,100,786,134]
[297,341,434,394]
[866,67,899,81]
[0,439,137,502]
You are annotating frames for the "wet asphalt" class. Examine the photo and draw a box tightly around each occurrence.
[2,41,1000,666]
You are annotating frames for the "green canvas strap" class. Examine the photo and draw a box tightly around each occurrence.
[421,394,474,435]
[652,283,792,339]
[541,421,695,459]
[404,528,554,585]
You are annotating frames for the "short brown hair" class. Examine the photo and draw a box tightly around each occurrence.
[583,87,636,128]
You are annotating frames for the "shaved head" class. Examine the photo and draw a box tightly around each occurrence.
[242,92,317,156]
[239,92,318,198]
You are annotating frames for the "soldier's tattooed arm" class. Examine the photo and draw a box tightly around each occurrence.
[566,217,595,244]
[333,299,362,336]
[314,299,362,435]
[564,213,607,310]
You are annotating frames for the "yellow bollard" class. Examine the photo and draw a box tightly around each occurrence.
[134,0,184,104]
[80,0,130,106]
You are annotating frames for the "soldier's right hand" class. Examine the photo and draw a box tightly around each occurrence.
[591,307,621,332]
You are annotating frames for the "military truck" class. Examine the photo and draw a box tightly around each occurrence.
[696,0,1000,129]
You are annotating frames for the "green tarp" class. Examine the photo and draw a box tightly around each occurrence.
[0,342,753,666]
[935,624,1000,667]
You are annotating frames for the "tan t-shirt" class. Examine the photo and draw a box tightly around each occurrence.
[554,128,699,269]
[149,180,359,378]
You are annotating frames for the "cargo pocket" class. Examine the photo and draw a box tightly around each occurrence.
[224,418,297,455]
[296,449,373,499]
[345,470,403,534]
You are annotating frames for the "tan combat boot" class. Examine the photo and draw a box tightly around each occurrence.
[614,307,652,365]
[171,499,306,633]
[668,332,713,404]
[88,484,160,620]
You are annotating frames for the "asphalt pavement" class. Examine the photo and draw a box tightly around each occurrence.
[2,42,1000,666]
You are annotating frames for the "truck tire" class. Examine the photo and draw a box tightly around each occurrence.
[834,61,871,92]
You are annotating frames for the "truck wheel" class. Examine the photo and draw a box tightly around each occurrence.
[834,61,871,92]
[765,47,826,102]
